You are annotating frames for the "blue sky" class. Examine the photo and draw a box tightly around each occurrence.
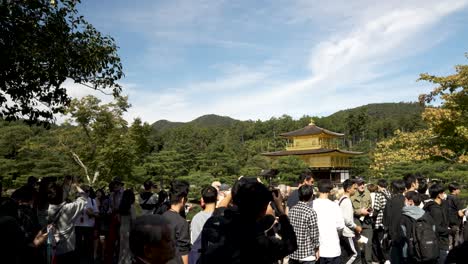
[66,0,468,123]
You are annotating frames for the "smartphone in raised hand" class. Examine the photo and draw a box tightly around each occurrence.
[271,189,279,197]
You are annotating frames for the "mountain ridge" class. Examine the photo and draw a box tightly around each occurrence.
[151,102,424,132]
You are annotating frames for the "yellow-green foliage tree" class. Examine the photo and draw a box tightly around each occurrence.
[371,55,468,176]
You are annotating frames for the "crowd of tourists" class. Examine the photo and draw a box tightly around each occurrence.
[0,173,467,264]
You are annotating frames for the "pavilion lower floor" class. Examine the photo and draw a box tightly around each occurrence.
[308,168,350,184]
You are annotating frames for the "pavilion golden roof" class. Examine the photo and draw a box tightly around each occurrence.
[279,124,344,138]
[262,148,362,156]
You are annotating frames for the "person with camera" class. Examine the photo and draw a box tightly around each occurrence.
[351,177,373,264]
[47,178,87,264]
[74,186,99,263]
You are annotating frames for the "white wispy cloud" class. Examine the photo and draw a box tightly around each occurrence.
[77,0,468,123]
[186,1,468,121]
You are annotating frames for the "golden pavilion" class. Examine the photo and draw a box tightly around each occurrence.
[262,121,362,182]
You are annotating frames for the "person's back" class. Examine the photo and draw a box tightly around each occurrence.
[119,189,137,264]
[423,200,449,249]
[199,177,249,264]
[17,201,42,263]
[384,179,406,264]
[373,179,391,262]
[237,182,296,264]
[139,191,158,215]
[140,180,159,215]
[198,207,241,264]
[313,179,344,262]
[0,198,27,264]
[200,180,297,264]
[47,182,87,261]
[163,180,191,264]
[288,185,319,263]
[417,177,430,208]
[11,176,38,204]
[189,186,217,264]
[400,191,438,263]
[446,182,465,249]
[423,183,449,264]
[446,194,462,226]
[13,187,41,247]
[385,180,405,242]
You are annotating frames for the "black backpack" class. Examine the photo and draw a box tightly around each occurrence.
[406,213,439,262]
[198,210,240,264]
[139,192,155,211]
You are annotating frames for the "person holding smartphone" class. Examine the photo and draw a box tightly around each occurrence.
[351,177,373,264]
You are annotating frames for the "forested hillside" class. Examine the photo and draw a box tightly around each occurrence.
[152,102,425,150]
[1,101,432,194]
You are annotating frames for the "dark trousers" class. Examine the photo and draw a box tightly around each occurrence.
[372,228,389,262]
[75,226,95,263]
[449,225,461,250]
[104,214,120,264]
[340,236,361,264]
[319,256,341,264]
[360,226,373,263]
[390,243,404,264]
[438,249,448,264]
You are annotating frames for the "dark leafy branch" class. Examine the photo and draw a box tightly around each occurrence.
[0,0,123,125]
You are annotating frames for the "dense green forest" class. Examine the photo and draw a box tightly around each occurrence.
[0,100,432,191]
[1,98,466,203]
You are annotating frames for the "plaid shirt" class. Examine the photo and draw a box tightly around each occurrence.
[288,201,320,260]
[374,189,391,228]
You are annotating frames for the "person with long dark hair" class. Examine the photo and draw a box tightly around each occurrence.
[118,189,136,264]
[95,188,110,262]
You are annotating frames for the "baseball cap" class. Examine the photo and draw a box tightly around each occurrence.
[219,183,230,191]
[354,177,365,184]
[112,177,123,185]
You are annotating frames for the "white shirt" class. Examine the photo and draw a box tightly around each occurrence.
[338,196,356,238]
[370,192,376,217]
[75,197,98,227]
[313,198,345,258]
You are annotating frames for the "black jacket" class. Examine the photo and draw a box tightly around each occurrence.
[446,195,464,227]
[200,209,297,264]
[423,200,449,250]
[387,194,405,245]
[241,214,297,264]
